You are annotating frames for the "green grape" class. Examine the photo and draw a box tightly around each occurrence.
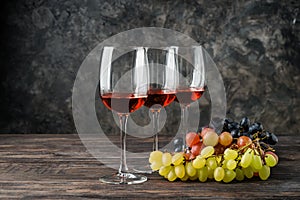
[251,154,263,170]
[198,166,208,182]
[192,157,206,169]
[223,169,236,183]
[240,148,253,168]
[222,160,227,169]
[200,146,215,158]
[235,168,244,181]
[150,161,163,171]
[265,154,277,167]
[214,167,225,181]
[259,165,270,180]
[149,150,163,164]
[172,153,184,166]
[242,166,254,179]
[159,165,172,176]
[250,165,259,173]
[167,167,177,182]
[207,167,214,179]
[162,152,172,166]
[224,149,238,160]
[226,159,237,170]
[174,164,185,179]
[265,152,278,164]
[180,173,190,181]
[189,170,199,181]
[206,157,217,169]
[185,162,197,177]
[164,173,168,179]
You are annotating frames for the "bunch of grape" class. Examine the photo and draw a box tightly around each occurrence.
[149,118,279,183]
[222,117,278,145]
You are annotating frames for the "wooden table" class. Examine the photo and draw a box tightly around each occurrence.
[0,134,299,199]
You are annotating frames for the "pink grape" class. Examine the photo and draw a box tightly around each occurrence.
[203,130,219,147]
[186,132,200,147]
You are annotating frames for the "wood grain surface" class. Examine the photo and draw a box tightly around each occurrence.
[0,134,299,199]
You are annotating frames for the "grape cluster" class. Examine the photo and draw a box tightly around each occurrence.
[223,117,278,145]
[150,118,279,183]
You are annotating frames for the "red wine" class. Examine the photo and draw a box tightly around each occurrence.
[144,89,176,108]
[175,88,205,105]
[101,93,147,113]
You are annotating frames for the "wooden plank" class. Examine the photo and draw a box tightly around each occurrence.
[0,134,299,199]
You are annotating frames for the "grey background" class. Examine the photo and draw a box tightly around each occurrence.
[0,0,299,135]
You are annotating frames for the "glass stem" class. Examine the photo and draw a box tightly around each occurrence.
[181,105,189,150]
[151,109,161,151]
[118,113,129,175]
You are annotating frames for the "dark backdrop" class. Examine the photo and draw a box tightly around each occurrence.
[0,0,299,135]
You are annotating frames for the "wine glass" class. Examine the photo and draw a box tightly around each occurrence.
[99,46,149,184]
[134,47,177,173]
[145,47,177,150]
[175,46,206,151]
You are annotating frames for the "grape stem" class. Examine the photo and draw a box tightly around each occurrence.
[236,142,253,153]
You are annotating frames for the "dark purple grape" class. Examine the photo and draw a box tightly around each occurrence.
[230,129,239,138]
[268,133,278,145]
[224,118,233,126]
[248,125,256,134]
[222,126,229,132]
[240,132,248,136]
[249,122,263,134]
[222,118,233,132]
[262,131,271,143]
[254,122,263,132]
[240,117,250,131]
[228,122,239,132]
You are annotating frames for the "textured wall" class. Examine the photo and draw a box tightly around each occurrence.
[0,0,299,135]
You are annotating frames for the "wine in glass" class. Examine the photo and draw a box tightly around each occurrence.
[99,46,149,184]
[175,46,206,151]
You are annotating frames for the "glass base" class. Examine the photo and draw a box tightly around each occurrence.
[133,165,154,174]
[99,172,147,185]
